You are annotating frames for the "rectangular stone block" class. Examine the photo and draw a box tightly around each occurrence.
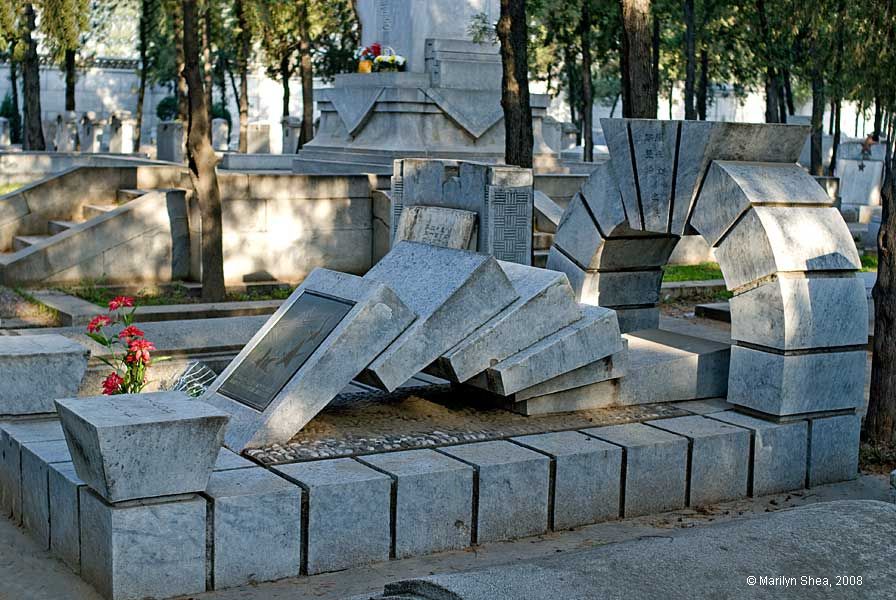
[203,268,416,450]
[361,242,518,391]
[647,416,750,506]
[728,346,866,416]
[729,275,868,350]
[438,441,549,543]
[513,346,628,403]
[21,440,72,548]
[433,262,581,383]
[583,423,687,517]
[394,205,477,249]
[466,305,622,397]
[48,461,85,573]
[204,467,302,589]
[80,490,207,600]
[0,335,89,415]
[512,431,622,529]
[0,419,65,521]
[361,449,474,558]
[808,414,860,486]
[710,411,807,496]
[56,393,228,503]
[273,458,391,574]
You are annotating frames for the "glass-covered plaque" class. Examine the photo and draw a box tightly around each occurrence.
[218,291,354,411]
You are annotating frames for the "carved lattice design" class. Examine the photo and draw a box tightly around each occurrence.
[487,186,533,264]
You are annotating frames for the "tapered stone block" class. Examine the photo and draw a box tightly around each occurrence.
[728,345,866,416]
[204,467,302,588]
[647,416,750,506]
[56,393,228,503]
[21,440,71,548]
[48,461,85,573]
[273,458,391,574]
[808,414,860,486]
[361,449,474,557]
[213,448,256,472]
[79,490,206,600]
[512,431,622,529]
[361,242,518,391]
[439,441,549,543]
[710,411,808,496]
[583,423,687,517]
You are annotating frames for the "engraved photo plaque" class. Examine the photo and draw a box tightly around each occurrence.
[218,292,354,411]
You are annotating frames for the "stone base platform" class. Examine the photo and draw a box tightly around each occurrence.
[1,397,860,599]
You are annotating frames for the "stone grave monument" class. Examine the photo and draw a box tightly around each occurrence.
[293,0,556,172]
[212,118,229,151]
[281,116,302,154]
[390,159,535,264]
[54,112,79,152]
[108,112,135,154]
[79,113,105,153]
[0,117,10,147]
[836,140,884,223]
[157,121,185,163]
[247,122,271,153]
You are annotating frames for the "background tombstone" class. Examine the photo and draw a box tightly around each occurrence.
[202,268,416,450]
[108,112,135,153]
[0,117,10,146]
[212,118,229,151]
[390,159,534,265]
[55,112,78,152]
[247,122,271,153]
[79,113,104,153]
[157,121,185,163]
[281,116,302,154]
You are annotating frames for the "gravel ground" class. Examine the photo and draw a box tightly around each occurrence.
[0,286,59,329]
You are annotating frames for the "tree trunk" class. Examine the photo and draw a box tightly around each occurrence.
[580,1,594,162]
[497,0,533,169]
[809,75,824,176]
[874,97,883,136]
[697,49,708,120]
[280,55,291,118]
[235,0,250,153]
[182,0,225,301]
[783,68,795,116]
[21,3,45,151]
[755,0,779,123]
[563,45,580,145]
[651,17,660,111]
[683,0,697,120]
[867,117,896,445]
[9,59,22,144]
[619,0,657,118]
[202,0,214,131]
[64,49,76,112]
[298,38,314,147]
[173,2,189,122]
[830,99,842,176]
[135,0,150,149]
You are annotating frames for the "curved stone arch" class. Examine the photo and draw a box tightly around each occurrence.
[547,119,868,418]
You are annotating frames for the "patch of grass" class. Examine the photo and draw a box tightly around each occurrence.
[861,254,878,272]
[662,262,724,283]
[859,442,896,475]
[0,182,23,196]
[60,281,295,307]
[11,287,62,325]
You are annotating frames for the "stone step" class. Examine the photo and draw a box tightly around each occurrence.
[116,188,150,203]
[533,232,554,250]
[533,249,549,268]
[82,204,118,220]
[47,220,80,235]
[12,235,52,251]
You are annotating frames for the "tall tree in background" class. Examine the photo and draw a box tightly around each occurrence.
[42,0,89,114]
[619,0,657,117]
[234,0,251,152]
[297,1,314,146]
[497,0,533,168]
[171,0,188,122]
[683,0,696,119]
[20,3,44,150]
[182,0,225,301]
[579,0,594,161]
[134,0,157,148]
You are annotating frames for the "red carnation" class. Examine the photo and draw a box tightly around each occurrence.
[118,325,146,341]
[108,296,135,311]
[370,42,381,56]
[126,339,156,364]
[87,314,112,333]
[102,372,124,395]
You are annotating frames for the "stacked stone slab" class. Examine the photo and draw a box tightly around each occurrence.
[390,159,535,265]
[546,118,866,484]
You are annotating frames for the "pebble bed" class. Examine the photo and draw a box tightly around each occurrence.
[245,385,688,465]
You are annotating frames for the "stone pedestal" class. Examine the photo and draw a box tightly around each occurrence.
[156,121,184,163]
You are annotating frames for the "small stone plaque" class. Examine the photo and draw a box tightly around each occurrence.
[218,292,354,411]
[394,205,477,250]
